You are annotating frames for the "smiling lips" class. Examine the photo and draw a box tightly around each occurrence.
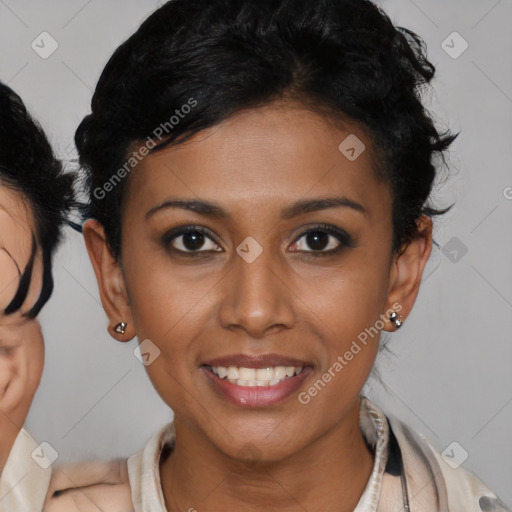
[201,354,312,407]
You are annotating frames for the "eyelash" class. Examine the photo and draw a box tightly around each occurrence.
[161,224,354,257]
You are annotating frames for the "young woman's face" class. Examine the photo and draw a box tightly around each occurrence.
[0,184,44,465]
[86,102,431,461]
[0,185,43,314]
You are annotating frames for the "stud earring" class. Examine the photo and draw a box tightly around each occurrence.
[389,312,403,329]
[114,321,127,335]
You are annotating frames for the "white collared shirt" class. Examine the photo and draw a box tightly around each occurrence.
[0,428,52,512]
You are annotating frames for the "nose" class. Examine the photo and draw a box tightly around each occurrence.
[217,244,296,338]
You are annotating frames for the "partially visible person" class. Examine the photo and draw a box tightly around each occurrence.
[0,82,132,512]
[0,80,72,511]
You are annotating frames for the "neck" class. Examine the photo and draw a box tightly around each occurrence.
[160,403,374,512]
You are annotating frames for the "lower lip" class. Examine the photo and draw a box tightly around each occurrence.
[201,366,313,408]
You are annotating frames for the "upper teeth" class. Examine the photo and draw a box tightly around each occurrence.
[210,365,303,387]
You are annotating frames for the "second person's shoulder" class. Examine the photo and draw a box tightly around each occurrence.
[43,458,134,512]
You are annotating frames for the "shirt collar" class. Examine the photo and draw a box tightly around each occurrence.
[354,396,391,511]
[0,428,52,511]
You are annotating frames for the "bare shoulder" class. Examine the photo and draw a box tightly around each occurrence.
[43,458,134,512]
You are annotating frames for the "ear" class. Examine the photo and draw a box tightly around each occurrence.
[82,219,135,342]
[384,215,433,331]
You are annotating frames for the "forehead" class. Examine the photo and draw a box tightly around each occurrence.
[0,184,38,315]
[0,184,36,237]
[124,102,391,220]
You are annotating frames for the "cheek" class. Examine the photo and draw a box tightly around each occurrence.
[0,357,15,399]
[26,336,44,393]
[295,254,390,390]
[122,249,214,401]
[295,250,390,336]
[123,238,221,342]
[290,272,387,426]
[0,340,43,414]
[0,353,26,414]
[0,251,19,311]
[127,267,212,343]
[333,266,389,332]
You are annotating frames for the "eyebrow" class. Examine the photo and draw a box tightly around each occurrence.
[145,196,367,221]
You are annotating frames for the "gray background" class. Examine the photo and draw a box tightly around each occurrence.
[0,0,511,506]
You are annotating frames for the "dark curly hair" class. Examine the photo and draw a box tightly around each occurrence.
[76,0,457,260]
[0,82,75,318]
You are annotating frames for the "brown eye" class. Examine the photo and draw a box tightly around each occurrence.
[162,226,222,254]
[289,225,354,255]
